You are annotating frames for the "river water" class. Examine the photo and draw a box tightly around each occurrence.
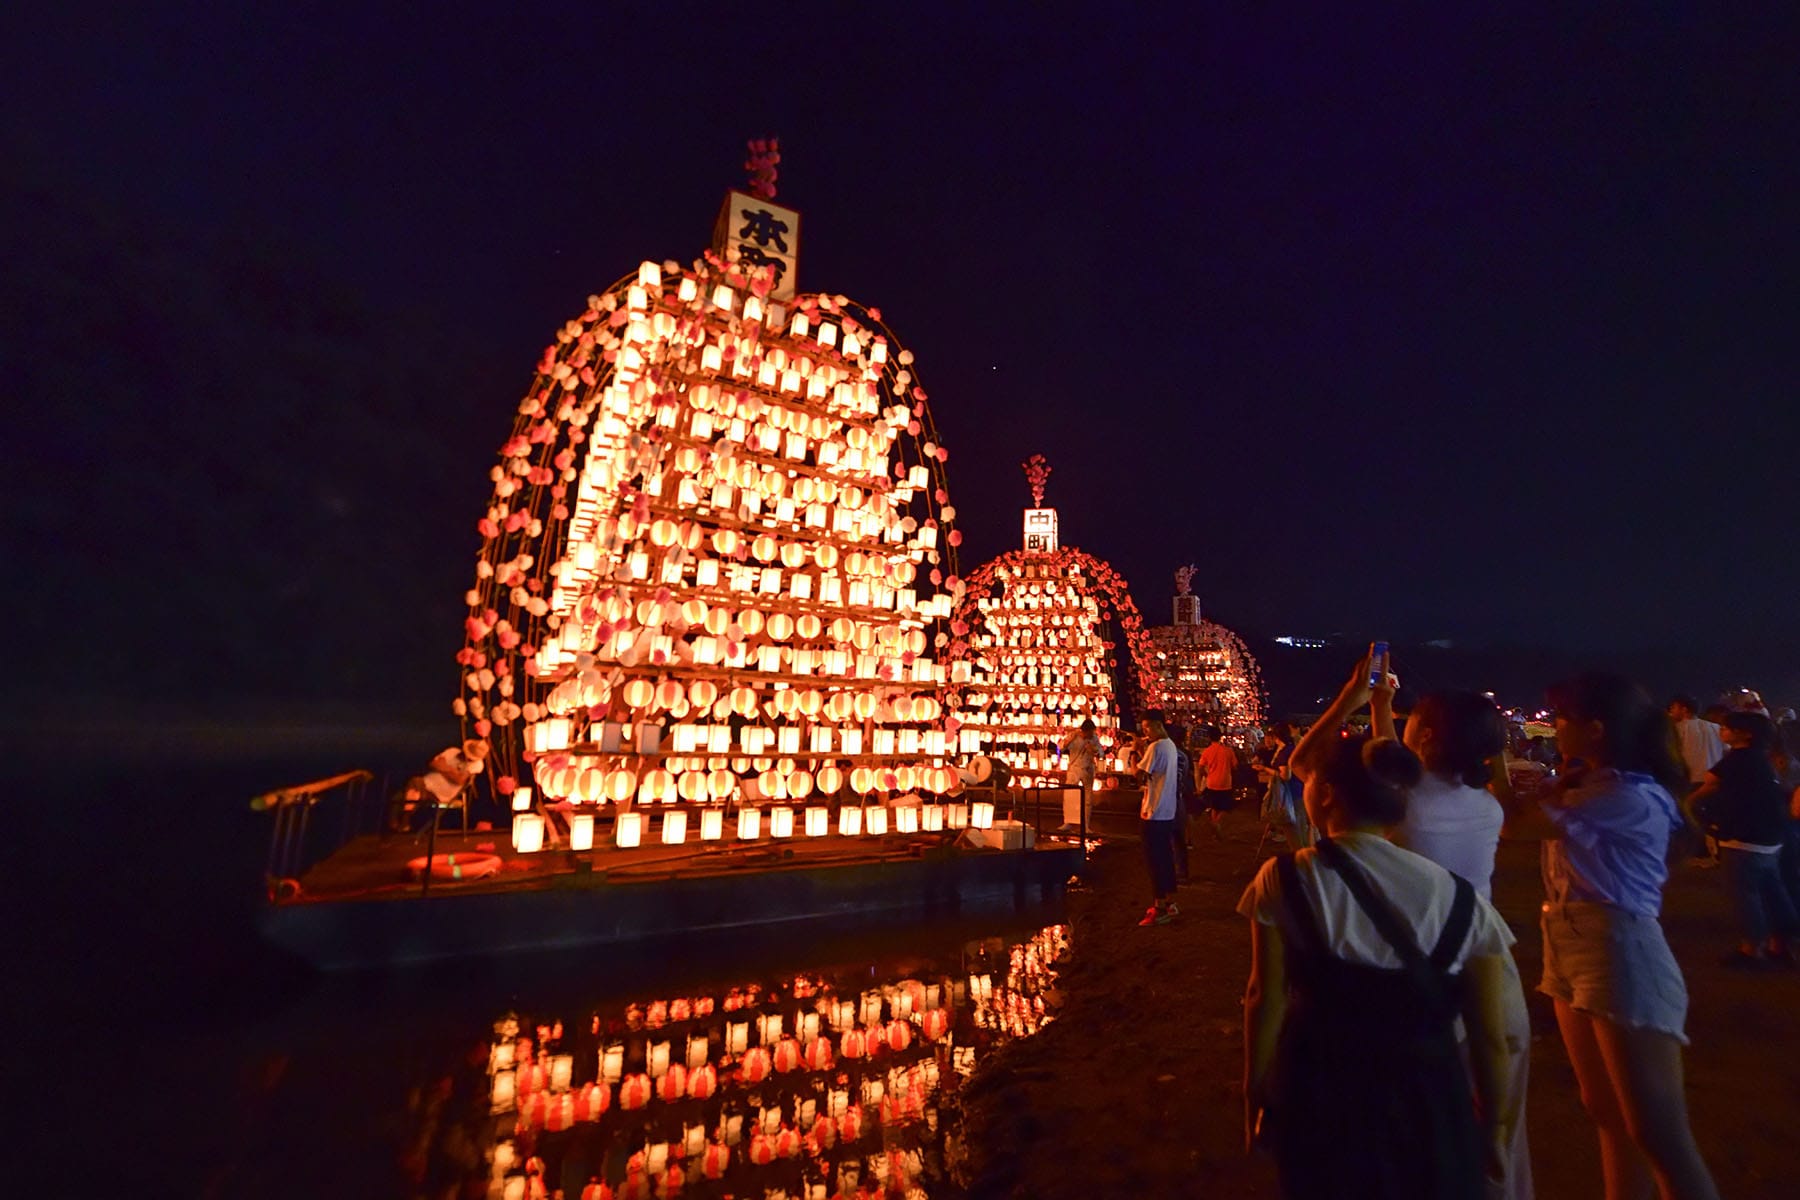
[34,745,1068,1199]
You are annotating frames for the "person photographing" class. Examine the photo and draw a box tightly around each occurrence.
[1241,650,1525,1199]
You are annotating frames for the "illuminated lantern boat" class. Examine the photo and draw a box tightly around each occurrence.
[1144,565,1266,735]
[947,456,1153,788]
[453,148,965,845]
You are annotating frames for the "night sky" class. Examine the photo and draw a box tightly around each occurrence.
[7,5,1799,719]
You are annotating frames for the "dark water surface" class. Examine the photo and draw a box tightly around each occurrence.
[29,741,1066,1198]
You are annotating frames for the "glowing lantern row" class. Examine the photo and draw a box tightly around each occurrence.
[609,804,948,846]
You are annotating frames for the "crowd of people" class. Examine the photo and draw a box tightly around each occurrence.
[1112,649,1799,1200]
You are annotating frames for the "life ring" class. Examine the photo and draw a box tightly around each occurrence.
[406,853,503,882]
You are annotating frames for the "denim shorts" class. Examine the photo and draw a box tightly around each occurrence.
[1539,902,1689,1043]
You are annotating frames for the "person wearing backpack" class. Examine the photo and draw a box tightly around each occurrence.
[1242,708,1525,1198]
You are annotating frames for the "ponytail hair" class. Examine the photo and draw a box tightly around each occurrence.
[1545,671,1686,795]
[1410,691,1507,787]
[1317,735,1422,826]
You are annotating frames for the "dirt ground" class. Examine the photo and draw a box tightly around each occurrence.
[958,815,1800,1198]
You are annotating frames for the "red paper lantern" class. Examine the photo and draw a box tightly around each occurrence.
[574,1081,610,1122]
[619,1072,653,1110]
[515,1060,548,1096]
[739,1046,772,1084]
[515,1091,548,1132]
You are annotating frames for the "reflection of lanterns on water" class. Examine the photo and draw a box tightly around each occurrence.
[490,1069,516,1113]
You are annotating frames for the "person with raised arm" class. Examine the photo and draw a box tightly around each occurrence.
[1243,651,1525,1199]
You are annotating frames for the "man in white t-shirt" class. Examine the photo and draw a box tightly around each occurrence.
[1668,695,1724,789]
[1136,711,1182,926]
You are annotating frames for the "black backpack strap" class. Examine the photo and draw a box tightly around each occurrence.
[1314,837,1429,970]
[1428,874,1477,972]
[1274,853,1325,957]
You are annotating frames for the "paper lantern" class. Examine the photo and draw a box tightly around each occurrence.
[512,786,534,813]
[773,1036,801,1073]
[661,810,688,844]
[971,801,995,829]
[708,768,737,799]
[770,806,795,838]
[740,1046,772,1083]
[513,813,545,853]
[619,1073,652,1110]
[699,808,724,840]
[895,806,919,833]
[922,804,945,831]
[816,764,843,793]
[641,769,675,803]
[804,806,829,836]
[737,808,762,840]
[838,806,863,836]
[787,768,814,799]
[605,769,637,803]
[658,1064,687,1102]
[569,812,594,851]
[616,812,643,848]
[865,805,889,835]
[688,1062,717,1100]
[574,1081,610,1121]
[948,803,970,829]
[623,679,654,708]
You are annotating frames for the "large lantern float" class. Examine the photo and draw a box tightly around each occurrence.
[453,143,964,841]
[946,456,1153,788]
[1143,565,1266,735]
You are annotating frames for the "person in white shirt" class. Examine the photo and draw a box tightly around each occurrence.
[1375,678,1534,1199]
[1058,719,1101,830]
[1135,711,1182,926]
[1667,696,1723,789]
[1244,660,1526,1199]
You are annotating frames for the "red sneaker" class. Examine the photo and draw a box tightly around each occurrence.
[1137,906,1161,926]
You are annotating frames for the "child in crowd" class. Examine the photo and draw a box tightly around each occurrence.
[1242,653,1524,1199]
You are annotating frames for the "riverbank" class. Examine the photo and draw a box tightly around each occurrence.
[958,814,1800,1198]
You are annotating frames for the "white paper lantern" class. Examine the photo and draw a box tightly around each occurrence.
[616,812,643,848]
[513,813,545,853]
[569,812,594,851]
[662,810,688,844]
[971,802,995,830]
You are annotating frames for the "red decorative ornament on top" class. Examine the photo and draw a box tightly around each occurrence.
[744,137,780,200]
[1022,454,1051,507]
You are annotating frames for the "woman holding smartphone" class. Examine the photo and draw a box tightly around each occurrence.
[1242,653,1524,1198]
[1504,672,1719,1200]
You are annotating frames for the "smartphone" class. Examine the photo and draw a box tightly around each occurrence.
[1369,641,1389,690]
